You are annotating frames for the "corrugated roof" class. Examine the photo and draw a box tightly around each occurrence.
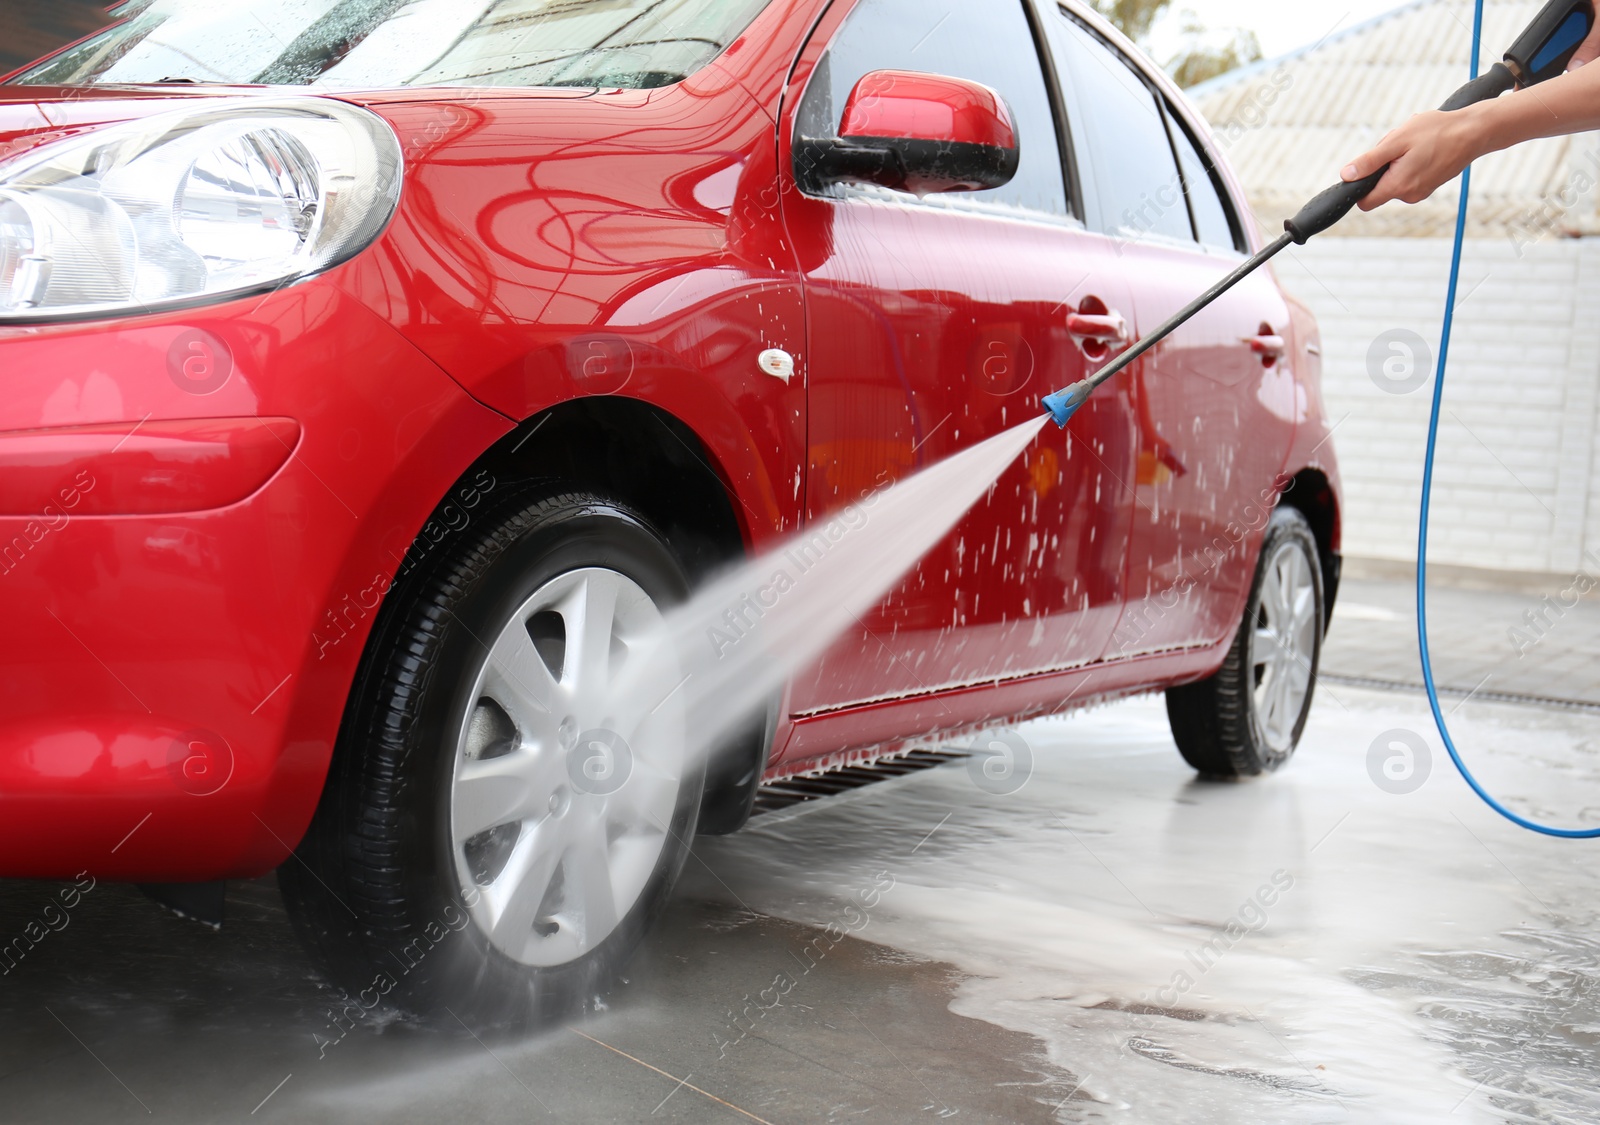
[1188,0,1600,238]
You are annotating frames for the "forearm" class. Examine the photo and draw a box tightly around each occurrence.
[1346,19,1600,209]
[1460,61,1600,158]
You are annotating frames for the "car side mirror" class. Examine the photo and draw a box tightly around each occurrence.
[795,69,1020,197]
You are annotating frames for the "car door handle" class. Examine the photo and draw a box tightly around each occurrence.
[1066,311,1129,342]
[1246,333,1285,358]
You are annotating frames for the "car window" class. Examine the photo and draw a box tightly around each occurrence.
[1167,106,1241,251]
[796,0,1069,218]
[9,0,772,90]
[1045,10,1192,243]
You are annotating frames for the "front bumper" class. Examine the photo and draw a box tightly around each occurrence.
[0,279,509,880]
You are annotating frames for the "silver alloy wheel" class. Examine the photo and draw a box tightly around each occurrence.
[1247,539,1318,754]
[449,567,684,968]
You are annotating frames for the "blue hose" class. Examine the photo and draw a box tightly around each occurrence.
[1421,0,1600,836]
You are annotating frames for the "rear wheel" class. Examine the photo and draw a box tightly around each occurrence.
[1166,505,1323,777]
[280,489,701,1026]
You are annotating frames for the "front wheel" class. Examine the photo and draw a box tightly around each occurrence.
[1166,505,1324,777]
[280,489,702,1026]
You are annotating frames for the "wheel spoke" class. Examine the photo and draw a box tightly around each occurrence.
[1266,702,1284,746]
[563,572,621,702]
[1254,660,1274,710]
[454,753,538,843]
[1283,651,1313,698]
[483,827,562,955]
[1275,557,1296,622]
[1257,664,1280,731]
[1279,684,1305,737]
[1272,662,1296,740]
[1253,624,1277,650]
[485,622,561,722]
[1292,618,1316,665]
[566,825,619,948]
[1288,577,1315,631]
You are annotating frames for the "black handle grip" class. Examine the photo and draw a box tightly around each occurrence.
[1440,62,1520,111]
[1284,169,1386,244]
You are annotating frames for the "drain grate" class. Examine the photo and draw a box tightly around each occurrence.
[1319,673,1600,715]
[751,747,971,816]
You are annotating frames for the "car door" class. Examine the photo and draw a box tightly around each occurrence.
[779,0,1140,715]
[1044,7,1297,658]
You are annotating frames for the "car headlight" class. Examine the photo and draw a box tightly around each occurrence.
[0,98,402,323]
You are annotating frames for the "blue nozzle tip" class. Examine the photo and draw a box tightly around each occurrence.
[1042,384,1088,428]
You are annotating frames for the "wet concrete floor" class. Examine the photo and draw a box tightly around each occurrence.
[3,669,1597,1123]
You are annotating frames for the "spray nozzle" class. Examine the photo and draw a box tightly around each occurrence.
[1042,381,1091,428]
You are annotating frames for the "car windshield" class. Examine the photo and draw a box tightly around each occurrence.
[7,0,770,90]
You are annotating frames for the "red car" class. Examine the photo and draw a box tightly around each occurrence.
[0,0,1341,1019]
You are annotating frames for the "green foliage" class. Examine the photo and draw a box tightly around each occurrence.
[1087,0,1173,43]
[1089,0,1263,88]
[1168,28,1264,88]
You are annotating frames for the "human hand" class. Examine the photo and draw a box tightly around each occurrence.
[1339,108,1481,210]
[1342,14,1600,208]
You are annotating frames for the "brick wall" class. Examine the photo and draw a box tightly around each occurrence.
[0,1,115,76]
[1272,236,1600,575]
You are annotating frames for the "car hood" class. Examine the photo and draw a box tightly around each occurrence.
[0,84,598,166]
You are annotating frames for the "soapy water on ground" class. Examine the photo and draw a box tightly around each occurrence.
[691,686,1600,1124]
[592,411,1599,1122]
[235,684,1598,1124]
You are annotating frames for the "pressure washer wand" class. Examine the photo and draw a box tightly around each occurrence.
[1041,0,1596,429]
[1041,232,1292,426]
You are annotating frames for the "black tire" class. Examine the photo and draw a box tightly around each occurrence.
[696,700,778,836]
[1166,505,1324,778]
[279,488,703,1027]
